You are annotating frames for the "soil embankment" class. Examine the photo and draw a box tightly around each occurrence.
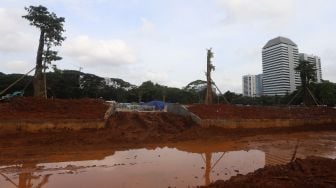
[107,111,196,141]
[0,98,336,142]
[188,104,336,119]
[0,97,108,120]
[188,104,336,129]
[204,157,336,188]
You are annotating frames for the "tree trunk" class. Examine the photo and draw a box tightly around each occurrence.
[205,53,213,104]
[206,72,212,104]
[33,30,45,97]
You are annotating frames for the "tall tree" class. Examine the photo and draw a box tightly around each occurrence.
[205,48,215,104]
[294,59,317,105]
[23,5,65,97]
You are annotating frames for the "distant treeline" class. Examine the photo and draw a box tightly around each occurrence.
[1,70,335,106]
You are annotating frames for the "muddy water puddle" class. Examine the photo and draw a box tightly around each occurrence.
[0,149,264,188]
[1,131,336,188]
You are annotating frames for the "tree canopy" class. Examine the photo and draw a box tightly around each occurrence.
[295,59,317,88]
[0,70,335,106]
[294,59,318,105]
[23,5,65,45]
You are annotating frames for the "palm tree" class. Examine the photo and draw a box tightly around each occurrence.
[294,59,317,105]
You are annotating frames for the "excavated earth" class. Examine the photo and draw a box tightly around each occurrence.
[0,97,108,120]
[1,97,336,187]
[0,97,336,146]
[187,104,336,119]
[203,157,336,188]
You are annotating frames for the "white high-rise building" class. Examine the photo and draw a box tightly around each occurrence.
[262,36,300,96]
[299,53,322,83]
[243,74,263,97]
[243,75,256,97]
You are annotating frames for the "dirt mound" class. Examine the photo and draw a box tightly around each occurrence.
[0,97,108,119]
[188,104,336,119]
[107,112,197,141]
[204,157,336,188]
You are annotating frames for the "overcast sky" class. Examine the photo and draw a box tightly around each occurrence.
[1,0,336,93]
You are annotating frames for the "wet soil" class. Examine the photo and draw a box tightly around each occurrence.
[0,97,108,119]
[188,104,336,119]
[1,131,336,187]
[0,106,336,166]
[1,98,336,187]
[205,157,336,188]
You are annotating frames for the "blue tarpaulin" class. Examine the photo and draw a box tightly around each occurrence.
[145,100,165,110]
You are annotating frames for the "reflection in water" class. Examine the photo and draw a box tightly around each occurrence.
[1,163,51,188]
[1,132,336,188]
[0,148,265,188]
[204,153,211,186]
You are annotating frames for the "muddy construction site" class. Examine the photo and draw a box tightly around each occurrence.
[0,97,336,187]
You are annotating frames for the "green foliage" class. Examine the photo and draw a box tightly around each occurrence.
[1,70,335,106]
[313,81,336,106]
[133,81,198,103]
[207,48,215,71]
[184,80,209,103]
[80,73,105,98]
[46,70,81,98]
[294,59,318,105]
[295,59,317,87]
[223,81,336,107]
[43,46,62,67]
[183,80,207,91]
[223,91,294,106]
[0,74,34,96]
[23,5,65,46]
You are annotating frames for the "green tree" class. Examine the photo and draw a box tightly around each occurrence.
[184,80,207,91]
[294,59,317,105]
[137,81,163,102]
[0,73,34,96]
[23,5,65,97]
[313,81,336,106]
[80,73,105,98]
[184,80,207,103]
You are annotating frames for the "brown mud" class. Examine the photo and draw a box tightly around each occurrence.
[204,157,336,188]
[1,131,336,187]
[0,98,336,164]
[188,104,336,119]
[0,97,108,120]
[1,98,336,187]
